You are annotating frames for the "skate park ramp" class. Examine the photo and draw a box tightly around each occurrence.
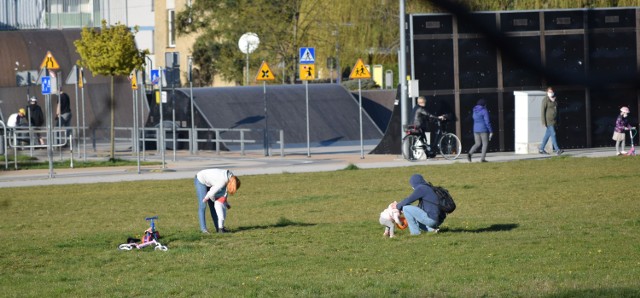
[178,84,384,149]
[0,29,143,141]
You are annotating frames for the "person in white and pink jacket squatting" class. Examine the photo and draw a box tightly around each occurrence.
[379,201,403,237]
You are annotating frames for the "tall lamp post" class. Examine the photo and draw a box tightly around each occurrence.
[332,30,341,84]
[238,32,260,86]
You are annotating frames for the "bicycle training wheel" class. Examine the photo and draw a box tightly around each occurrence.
[438,133,461,160]
[402,135,425,161]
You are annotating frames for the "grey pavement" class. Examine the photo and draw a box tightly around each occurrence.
[0,144,617,188]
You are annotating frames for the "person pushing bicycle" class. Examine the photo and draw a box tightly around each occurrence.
[412,96,447,155]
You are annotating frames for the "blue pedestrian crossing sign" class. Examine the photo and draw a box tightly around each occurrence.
[151,69,160,85]
[299,47,315,64]
[41,76,51,95]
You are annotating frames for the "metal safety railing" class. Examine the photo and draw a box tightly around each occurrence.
[1,124,286,172]
[1,126,69,170]
[0,0,131,30]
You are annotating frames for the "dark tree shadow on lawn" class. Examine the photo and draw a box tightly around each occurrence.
[234,217,315,232]
[149,218,316,245]
[442,223,519,233]
[545,287,640,298]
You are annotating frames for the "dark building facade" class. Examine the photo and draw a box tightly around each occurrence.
[408,7,639,152]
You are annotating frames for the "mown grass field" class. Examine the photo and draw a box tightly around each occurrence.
[1,156,639,297]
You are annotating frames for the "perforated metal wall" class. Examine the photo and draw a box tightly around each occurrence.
[410,8,639,151]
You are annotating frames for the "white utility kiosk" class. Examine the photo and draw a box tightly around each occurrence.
[514,91,552,154]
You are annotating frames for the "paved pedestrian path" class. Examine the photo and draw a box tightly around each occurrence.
[0,145,616,188]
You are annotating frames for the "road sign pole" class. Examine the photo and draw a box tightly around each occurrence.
[348,58,372,160]
[255,61,275,156]
[189,57,196,155]
[159,68,165,169]
[74,73,79,158]
[45,93,54,178]
[81,79,86,161]
[305,80,310,157]
[263,81,269,156]
[139,73,147,161]
[359,79,364,159]
[134,82,140,174]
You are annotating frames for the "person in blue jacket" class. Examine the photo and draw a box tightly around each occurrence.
[396,174,446,235]
[467,99,493,162]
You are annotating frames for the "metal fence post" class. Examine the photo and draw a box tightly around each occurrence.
[215,130,220,155]
[280,129,284,157]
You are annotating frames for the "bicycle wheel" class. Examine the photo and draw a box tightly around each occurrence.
[402,135,425,161]
[438,133,461,160]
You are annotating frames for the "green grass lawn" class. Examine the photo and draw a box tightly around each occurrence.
[1,156,639,297]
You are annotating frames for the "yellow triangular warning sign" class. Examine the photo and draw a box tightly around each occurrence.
[256,61,275,81]
[40,51,60,70]
[349,58,371,79]
[131,75,138,90]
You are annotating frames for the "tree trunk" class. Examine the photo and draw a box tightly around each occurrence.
[110,75,115,161]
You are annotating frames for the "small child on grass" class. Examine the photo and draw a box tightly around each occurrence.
[379,201,403,238]
[214,193,231,233]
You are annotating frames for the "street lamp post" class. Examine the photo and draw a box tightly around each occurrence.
[238,33,260,86]
[333,30,341,84]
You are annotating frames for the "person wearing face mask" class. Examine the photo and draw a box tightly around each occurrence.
[539,87,564,155]
[612,106,635,156]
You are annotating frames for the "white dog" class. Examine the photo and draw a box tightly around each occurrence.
[379,201,403,237]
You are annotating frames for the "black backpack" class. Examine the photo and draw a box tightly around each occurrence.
[427,182,456,213]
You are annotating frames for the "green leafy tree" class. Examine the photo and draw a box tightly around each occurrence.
[177,0,332,85]
[176,0,432,86]
[176,0,636,87]
[74,20,148,161]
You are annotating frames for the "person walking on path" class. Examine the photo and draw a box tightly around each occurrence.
[539,87,564,155]
[467,99,493,162]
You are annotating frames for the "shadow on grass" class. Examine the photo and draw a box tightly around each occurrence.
[235,217,316,232]
[443,223,519,233]
[545,287,640,298]
[145,218,316,248]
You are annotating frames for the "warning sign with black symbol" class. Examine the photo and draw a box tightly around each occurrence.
[349,58,371,79]
[256,61,275,81]
[299,64,315,81]
[40,51,60,70]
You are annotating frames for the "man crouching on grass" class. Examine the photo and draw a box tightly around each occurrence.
[396,174,445,235]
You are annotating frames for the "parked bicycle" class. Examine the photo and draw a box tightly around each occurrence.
[402,119,461,161]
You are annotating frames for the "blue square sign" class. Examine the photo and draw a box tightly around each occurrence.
[299,47,315,64]
[41,76,51,95]
[151,69,160,85]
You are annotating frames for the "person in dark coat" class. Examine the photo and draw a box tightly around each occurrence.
[25,97,45,145]
[539,87,563,155]
[396,174,446,235]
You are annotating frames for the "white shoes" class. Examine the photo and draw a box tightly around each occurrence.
[621,151,628,154]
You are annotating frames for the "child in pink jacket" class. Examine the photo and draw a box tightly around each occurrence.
[379,201,403,238]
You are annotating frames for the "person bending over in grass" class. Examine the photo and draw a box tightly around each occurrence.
[396,174,445,235]
[194,169,241,234]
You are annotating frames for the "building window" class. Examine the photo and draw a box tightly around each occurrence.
[168,9,176,47]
